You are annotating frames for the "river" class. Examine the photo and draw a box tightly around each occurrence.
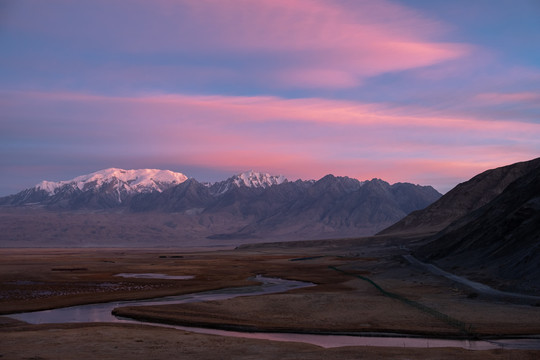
[7,275,540,350]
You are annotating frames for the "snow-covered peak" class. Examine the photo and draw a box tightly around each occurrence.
[232,170,287,188]
[209,170,287,195]
[35,168,188,195]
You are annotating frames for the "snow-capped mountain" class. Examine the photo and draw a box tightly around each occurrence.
[1,168,189,208]
[0,168,442,242]
[209,170,287,195]
[1,168,290,208]
[233,170,287,188]
[36,168,188,195]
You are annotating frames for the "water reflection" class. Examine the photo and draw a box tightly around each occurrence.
[9,276,313,324]
[7,276,540,350]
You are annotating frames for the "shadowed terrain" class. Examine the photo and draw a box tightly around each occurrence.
[415,159,540,295]
[379,157,540,236]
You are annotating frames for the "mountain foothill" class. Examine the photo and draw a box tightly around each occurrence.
[0,169,441,246]
[380,157,540,296]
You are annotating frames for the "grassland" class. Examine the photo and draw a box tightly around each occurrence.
[1,236,540,359]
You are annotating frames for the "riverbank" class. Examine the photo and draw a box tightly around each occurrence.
[112,280,540,339]
[2,241,540,358]
[114,240,540,339]
[2,322,540,360]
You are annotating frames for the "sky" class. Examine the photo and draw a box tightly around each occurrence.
[1,0,539,195]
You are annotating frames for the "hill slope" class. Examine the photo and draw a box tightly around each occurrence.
[414,161,540,295]
[378,157,540,236]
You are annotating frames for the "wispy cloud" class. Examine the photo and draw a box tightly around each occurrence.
[1,1,539,195]
[3,90,538,192]
[474,92,540,105]
[5,0,470,90]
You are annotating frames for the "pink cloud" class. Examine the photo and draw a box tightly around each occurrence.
[3,89,539,192]
[6,90,539,139]
[273,69,360,89]
[8,0,470,89]
[474,92,540,105]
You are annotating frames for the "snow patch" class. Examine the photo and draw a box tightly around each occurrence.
[35,168,188,195]
[210,170,288,195]
[233,170,287,188]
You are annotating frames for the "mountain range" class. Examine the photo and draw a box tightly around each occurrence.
[0,169,287,210]
[0,168,441,246]
[2,158,538,295]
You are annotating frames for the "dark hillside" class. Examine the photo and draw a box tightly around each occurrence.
[415,163,540,295]
[379,157,540,236]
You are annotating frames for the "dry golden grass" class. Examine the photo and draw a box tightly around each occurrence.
[1,243,540,359]
[2,323,539,360]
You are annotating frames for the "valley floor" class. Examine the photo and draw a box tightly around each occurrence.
[1,237,540,359]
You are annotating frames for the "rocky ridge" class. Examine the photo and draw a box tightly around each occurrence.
[0,168,441,243]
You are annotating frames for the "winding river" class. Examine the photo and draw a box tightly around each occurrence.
[7,275,540,350]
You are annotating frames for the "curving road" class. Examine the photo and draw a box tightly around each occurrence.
[403,255,540,301]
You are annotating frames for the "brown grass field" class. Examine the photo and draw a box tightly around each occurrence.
[1,237,540,359]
